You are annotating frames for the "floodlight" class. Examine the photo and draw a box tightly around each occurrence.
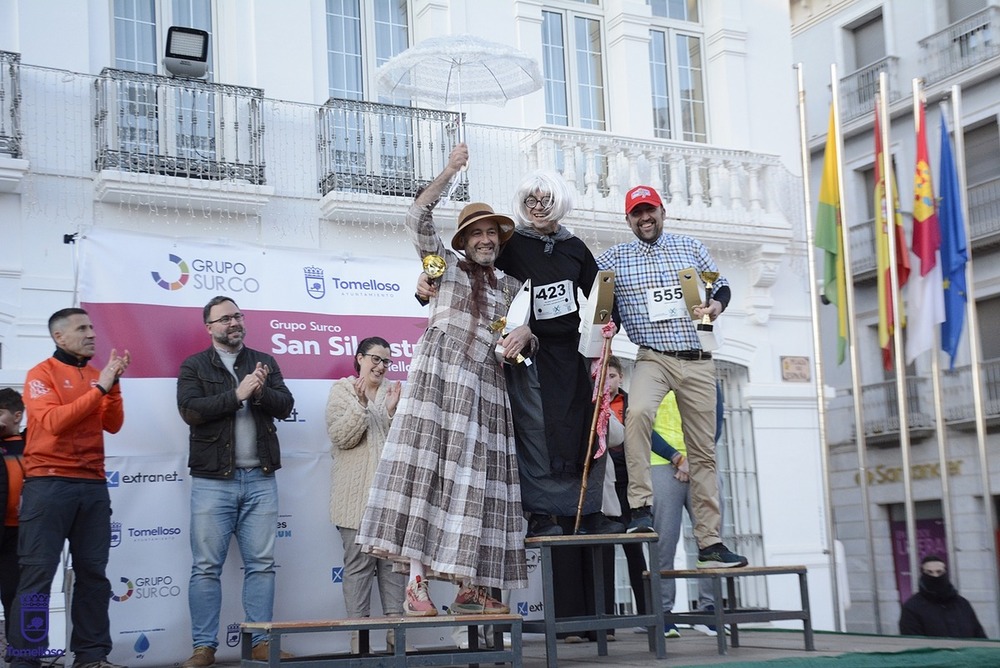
[163,26,209,78]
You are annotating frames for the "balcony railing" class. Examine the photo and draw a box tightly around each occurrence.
[848,218,876,277]
[520,127,785,222]
[839,56,901,123]
[940,357,1000,425]
[826,376,936,446]
[93,68,265,184]
[317,98,463,199]
[969,175,1000,245]
[0,51,21,159]
[919,6,1000,85]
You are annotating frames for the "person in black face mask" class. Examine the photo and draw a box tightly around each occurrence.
[899,555,987,638]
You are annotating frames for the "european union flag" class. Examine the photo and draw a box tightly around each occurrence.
[938,114,968,370]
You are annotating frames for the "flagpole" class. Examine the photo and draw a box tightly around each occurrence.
[913,78,958,585]
[949,85,1000,625]
[878,71,920,591]
[833,64,882,634]
[795,62,842,631]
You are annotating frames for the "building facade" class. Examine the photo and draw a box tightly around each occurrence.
[792,0,1000,637]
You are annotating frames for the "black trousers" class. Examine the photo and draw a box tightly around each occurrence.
[9,478,112,667]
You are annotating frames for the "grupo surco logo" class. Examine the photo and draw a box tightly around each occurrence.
[111,575,181,602]
[150,254,190,291]
[151,254,261,293]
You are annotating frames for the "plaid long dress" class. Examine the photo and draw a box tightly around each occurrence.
[356,201,528,591]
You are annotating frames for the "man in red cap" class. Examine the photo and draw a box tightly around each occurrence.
[596,185,747,569]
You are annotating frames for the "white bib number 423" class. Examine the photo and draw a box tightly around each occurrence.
[647,286,688,322]
[533,280,576,320]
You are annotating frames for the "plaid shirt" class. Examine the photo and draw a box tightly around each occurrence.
[596,233,729,351]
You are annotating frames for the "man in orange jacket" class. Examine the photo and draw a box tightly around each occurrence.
[9,308,130,668]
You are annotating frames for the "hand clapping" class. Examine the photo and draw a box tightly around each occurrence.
[98,348,131,391]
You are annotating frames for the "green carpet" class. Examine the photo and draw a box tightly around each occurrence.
[676,646,1000,667]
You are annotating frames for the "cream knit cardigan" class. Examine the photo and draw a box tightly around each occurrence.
[325,377,393,529]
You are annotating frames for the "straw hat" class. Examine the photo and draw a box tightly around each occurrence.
[451,202,515,251]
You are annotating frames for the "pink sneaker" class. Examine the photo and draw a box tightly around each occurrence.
[451,584,510,615]
[405,576,438,617]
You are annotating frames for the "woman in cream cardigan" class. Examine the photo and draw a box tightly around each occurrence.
[326,336,403,651]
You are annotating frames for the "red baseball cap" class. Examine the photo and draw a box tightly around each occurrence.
[625,185,663,214]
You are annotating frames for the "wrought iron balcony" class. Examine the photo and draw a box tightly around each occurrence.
[825,376,936,446]
[838,56,901,123]
[0,51,21,159]
[940,357,1000,428]
[848,219,877,279]
[968,175,1000,246]
[317,98,464,199]
[93,68,265,184]
[919,6,1000,85]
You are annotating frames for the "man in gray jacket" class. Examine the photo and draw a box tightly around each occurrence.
[176,295,294,667]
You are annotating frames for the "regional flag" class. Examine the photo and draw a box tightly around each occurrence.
[816,106,848,364]
[938,113,968,369]
[905,99,945,364]
[874,105,911,371]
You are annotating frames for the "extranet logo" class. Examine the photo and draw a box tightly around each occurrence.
[151,254,191,291]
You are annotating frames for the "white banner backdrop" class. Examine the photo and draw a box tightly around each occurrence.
[73,229,545,666]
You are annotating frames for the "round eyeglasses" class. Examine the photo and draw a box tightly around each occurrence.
[523,195,554,209]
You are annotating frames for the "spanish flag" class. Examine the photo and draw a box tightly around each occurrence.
[874,105,911,371]
[816,106,848,364]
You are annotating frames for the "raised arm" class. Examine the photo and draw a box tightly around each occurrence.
[406,144,469,258]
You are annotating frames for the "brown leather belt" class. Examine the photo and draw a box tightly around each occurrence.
[640,346,712,361]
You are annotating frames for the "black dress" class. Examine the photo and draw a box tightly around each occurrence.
[496,231,606,516]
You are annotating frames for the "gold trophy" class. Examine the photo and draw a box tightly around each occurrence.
[488,316,528,365]
[422,254,446,281]
[697,271,719,333]
[490,280,532,366]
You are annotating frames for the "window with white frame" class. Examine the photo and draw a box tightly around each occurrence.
[325,0,410,180]
[112,0,215,160]
[647,2,707,143]
[326,0,408,102]
[540,4,607,130]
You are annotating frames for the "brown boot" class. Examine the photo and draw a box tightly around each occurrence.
[251,642,293,661]
[181,647,216,668]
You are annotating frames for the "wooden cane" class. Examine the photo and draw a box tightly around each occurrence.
[573,335,613,535]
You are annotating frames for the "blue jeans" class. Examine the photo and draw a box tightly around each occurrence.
[10,478,112,668]
[188,469,278,649]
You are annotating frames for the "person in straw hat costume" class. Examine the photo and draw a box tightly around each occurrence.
[357,143,534,616]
